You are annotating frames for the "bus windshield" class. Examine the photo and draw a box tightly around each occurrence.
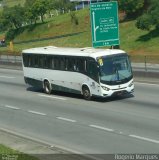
[97,54,133,85]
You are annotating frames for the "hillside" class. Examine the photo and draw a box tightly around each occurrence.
[0,8,159,63]
[3,0,25,7]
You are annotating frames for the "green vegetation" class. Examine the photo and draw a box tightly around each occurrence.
[0,0,159,63]
[119,0,145,18]
[2,0,25,7]
[0,0,76,32]
[0,9,91,51]
[0,144,39,160]
[136,0,159,31]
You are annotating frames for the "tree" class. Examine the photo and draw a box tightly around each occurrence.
[136,14,152,31]
[53,0,76,13]
[25,0,49,24]
[47,0,56,10]
[32,0,49,23]
[2,5,25,29]
[24,0,36,7]
[24,0,38,24]
[0,10,9,31]
[136,0,159,30]
[1,5,25,40]
[119,0,145,18]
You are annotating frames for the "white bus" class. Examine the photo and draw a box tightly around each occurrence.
[22,46,134,100]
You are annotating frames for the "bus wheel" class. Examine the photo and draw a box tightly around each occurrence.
[82,86,91,100]
[44,80,52,94]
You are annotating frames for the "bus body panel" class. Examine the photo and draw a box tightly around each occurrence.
[23,67,101,96]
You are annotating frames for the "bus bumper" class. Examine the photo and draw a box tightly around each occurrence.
[100,84,134,98]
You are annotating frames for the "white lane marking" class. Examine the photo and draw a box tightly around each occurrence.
[4,105,20,110]
[38,94,66,101]
[135,82,159,87]
[0,75,15,79]
[89,125,114,132]
[129,135,159,144]
[28,110,47,116]
[56,117,76,123]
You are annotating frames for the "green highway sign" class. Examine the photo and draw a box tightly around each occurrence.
[90,1,120,48]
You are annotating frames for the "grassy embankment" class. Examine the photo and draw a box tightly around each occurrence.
[0,144,39,160]
[0,0,25,11]
[0,8,159,63]
[3,0,25,7]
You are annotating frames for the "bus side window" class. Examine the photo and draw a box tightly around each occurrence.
[23,54,29,67]
[43,56,47,68]
[43,56,47,69]
[87,59,99,82]
[60,57,65,70]
[34,55,39,68]
[30,55,35,67]
[54,57,60,70]
[67,58,74,71]
[39,55,43,68]
[28,55,31,67]
[77,58,86,73]
[50,56,55,69]
[46,55,54,69]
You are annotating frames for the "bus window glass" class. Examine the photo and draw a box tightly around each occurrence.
[50,56,55,69]
[67,58,74,71]
[87,59,99,82]
[60,58,65,70]
[77,58,85,73]
[39,55,44,68]
[54,57,60,70]
[98,54,133,85]
[34,55,39,68]
[23,54,29,67]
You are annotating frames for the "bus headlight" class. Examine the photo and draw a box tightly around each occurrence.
[128,81,134,87]
[101,86,110,91]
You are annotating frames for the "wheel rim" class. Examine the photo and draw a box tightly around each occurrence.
[45,84,49,92]
[44,81,51,94]
[83,87,91,100]
[84,90,89,98]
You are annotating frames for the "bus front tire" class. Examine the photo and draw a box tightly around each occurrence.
[82,86,91,100]
[44,80,52,94]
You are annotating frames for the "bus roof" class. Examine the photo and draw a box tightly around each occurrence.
[22,46,126,59]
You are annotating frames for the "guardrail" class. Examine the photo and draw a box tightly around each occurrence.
[0,55,22,63]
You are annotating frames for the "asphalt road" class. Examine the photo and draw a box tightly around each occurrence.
[0,68,159,159]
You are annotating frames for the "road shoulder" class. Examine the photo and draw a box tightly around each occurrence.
[0,129,92,160]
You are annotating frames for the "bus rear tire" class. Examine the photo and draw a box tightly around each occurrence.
[44,80,52,94]
[82,86,91,100]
